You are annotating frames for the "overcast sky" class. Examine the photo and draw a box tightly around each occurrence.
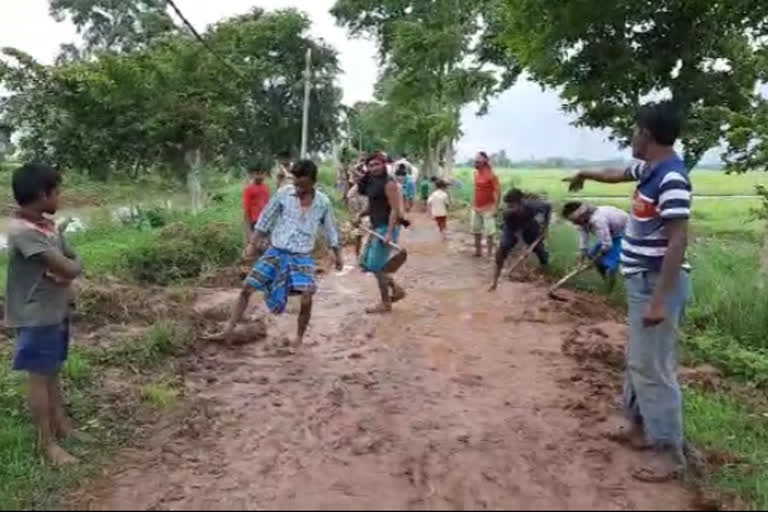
[0,0,660,161]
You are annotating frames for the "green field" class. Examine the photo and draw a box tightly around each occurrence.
[452,167,768,199]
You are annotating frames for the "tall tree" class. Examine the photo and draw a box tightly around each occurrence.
[49,0,175,56]
[332,0,514,176]
[0,8,342,195]
[492,0,768,168]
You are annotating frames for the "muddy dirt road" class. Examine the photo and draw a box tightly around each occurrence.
[72,216,695,510]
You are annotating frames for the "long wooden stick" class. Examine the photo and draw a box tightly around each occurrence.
[361,226,405,252]
[506,232,546,276]
[547,261,592,297]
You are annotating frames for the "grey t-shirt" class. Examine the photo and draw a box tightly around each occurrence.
[4,219,74,328]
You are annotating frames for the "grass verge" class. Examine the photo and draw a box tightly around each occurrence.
[685,387,768,509]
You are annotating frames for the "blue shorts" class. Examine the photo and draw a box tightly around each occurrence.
[13,319,70,375]
[589,236,623,273]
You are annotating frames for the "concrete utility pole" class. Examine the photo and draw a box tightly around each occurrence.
[300,48,312,159]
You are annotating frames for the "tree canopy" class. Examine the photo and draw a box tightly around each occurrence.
[492,0,768,168]
[0,6,343,181]
[333,0,516,176]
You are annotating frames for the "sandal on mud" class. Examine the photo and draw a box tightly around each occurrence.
[632,448,686,483]
[605,426,653,451]
[365,304,392,315]
[391,286,407,303]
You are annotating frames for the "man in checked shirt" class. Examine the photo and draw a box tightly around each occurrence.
[213,159,343,346]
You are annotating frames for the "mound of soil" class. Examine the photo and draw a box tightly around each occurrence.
[74,280,195,328]
[561,324,626,369]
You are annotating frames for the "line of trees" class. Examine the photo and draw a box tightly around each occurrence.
[0,1,343,206]
[333,0,768,174]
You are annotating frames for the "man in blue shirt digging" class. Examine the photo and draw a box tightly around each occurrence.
[565,101,692,483]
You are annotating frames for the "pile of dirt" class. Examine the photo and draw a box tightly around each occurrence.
[561,324,626,369]
[680,365,724,391]
[197,265,245,289]
[74,280,195,328]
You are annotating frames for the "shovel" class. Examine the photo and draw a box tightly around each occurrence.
[506,232,546,278]
[362,227,408,274]
[547,260,593,301]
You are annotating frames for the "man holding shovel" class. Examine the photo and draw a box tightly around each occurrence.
[357,151,407,314]
[562,201,629,292]
[489,188,551,291]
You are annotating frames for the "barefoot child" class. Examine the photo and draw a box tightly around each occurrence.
[562,201,628,291]
[489,188,551,291]
[216,159,343,345]
[427,179,450,240]
[6,163,85,465]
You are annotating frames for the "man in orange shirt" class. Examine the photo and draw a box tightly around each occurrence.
[243,160,271,244]
[471,151,501,257]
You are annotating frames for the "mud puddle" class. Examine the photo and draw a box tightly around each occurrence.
[68,215,696,510]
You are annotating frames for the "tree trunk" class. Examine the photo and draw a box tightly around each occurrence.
[184,147,204,213]
[442,137,455,179]
[422,145,440,179]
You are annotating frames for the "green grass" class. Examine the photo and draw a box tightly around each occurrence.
[140,381,179,409]
[685,387,768,509]
[452,167,768,200]
[0,321,193,509]
[0,347,117,511]
[101,321,193,368]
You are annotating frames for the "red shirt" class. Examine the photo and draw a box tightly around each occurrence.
[474,166,500,210]
[243,183,271,224]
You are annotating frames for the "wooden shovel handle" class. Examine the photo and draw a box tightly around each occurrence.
[362,227,404,252]
[507,232,546,274]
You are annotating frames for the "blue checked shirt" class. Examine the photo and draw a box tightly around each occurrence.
[255,185,340,254]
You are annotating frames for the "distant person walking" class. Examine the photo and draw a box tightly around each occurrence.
[427,179,450,241]
[565,101,692,483]
[471,151,501,258]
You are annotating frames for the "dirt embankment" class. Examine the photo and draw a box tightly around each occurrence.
[67,215,699,510]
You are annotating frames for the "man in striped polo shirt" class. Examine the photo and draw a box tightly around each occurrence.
[565,101,691,483]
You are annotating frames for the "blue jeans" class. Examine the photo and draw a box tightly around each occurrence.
[624,271,691,449]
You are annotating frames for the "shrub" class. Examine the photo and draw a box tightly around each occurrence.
[124,220,241,284]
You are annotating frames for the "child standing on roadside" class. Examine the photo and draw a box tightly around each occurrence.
[427,179,450,240]
[6,163,85,466]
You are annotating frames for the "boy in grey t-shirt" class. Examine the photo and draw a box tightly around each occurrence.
[5,163,84,466]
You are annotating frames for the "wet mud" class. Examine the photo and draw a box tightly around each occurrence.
[68,215,696,510]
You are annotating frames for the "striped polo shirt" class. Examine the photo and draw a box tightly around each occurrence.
[620,156,692,275]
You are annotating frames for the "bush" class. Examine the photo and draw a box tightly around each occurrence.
[124,220,242,284]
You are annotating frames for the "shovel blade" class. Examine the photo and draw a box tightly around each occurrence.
[383,249,408,274]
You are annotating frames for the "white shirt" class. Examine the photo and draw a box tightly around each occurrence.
[427,189,450,217]
[579,205,629,251]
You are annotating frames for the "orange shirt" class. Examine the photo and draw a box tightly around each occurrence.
[243,183,271,224]
[474,166,500,210]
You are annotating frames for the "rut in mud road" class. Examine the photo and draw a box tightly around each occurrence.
[72,215,695,510]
